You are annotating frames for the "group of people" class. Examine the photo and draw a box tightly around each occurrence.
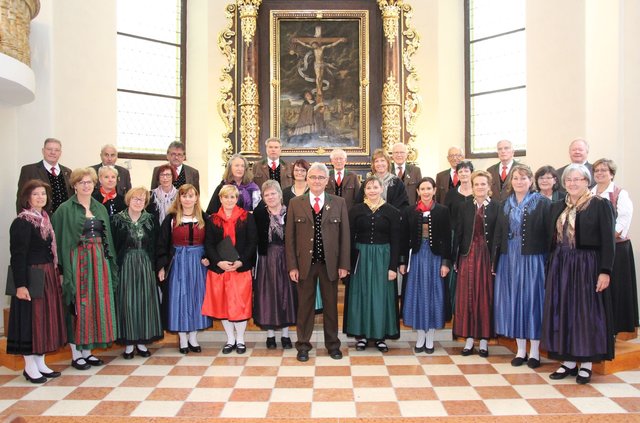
[7,136,637,387]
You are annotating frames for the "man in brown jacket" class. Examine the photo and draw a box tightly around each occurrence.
[253,137,293,189]
[285,162,350,362]
[326,148,360,210]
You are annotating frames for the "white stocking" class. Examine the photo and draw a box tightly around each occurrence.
[188,331,199,346]
[479,339,488,351]
[267,329,275,338]
[221,319,236,344]
[516,338,527,358]
[178,332,188,348]
[282,327,290,337]
[529,340,540,360]
[234,321,247,344]
[579,361,592,377]
[34,355,53,373]
[23,355,41,378]
[69,344,84,361]
[464,337,474,350]
[425,329,436,349]
[416,330,426,347]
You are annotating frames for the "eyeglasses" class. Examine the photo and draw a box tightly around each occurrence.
[169,153,185,158]
[159,173,173,178]
[448,154,464,159]
[565,178,587,184]
[130,197,146,203]
[76,180,94,186]
[308,175,327,181]
[593,168,610,173]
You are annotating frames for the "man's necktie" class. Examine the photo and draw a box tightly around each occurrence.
[51,167,56,177]
[452,170,458,186]
[271,161,277,171]
[397,165,404,180]
[336,171,342,186]
[313,197,320,213]
[501,165,507,182]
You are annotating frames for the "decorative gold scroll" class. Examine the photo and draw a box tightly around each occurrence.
[217,3,237,164]
[238,0,261,45]
[401,2,421,162]
[239,76,260,155]
[381,74,401,152]
[377,0,401,46]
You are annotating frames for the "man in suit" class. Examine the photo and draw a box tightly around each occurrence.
[150,141,200,193]
[90,144,132,196]
[326,148,360,210]
[285,162,350,362]
[435,146,464,204]
[17,138,72,214]
[557,138,594,186]
[253,137,293,189]
[391,142,422,205]
[487,139,517,201]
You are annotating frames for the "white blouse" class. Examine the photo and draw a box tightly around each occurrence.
[591,182,633,239]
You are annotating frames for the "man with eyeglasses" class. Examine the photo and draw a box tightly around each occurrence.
[285,162,350,362]
[90,144,132,196]
[16,138,72,214]
[150,141,200,193]
[326,148,360,210]
[252,137,293,190]
[391,143,422,205]
[435,146,465,204]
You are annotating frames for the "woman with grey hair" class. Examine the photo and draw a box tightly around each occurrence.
[591,158,638,335]
[206,153,261,214]
[542,164,615,384]
[252,180,297,349]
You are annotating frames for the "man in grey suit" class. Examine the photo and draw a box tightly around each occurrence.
[391,142,422,206]
[486,139,517,202]
[16,138,72,214]
[90,144,132,196]
[285,162,350,362]
[326,148,360,210]
[150,141,200,193]
[435,146,464,204]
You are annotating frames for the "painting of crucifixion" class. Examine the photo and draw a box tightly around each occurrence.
[276,19,363,150]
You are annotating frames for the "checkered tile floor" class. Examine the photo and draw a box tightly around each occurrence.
[0,339,638,419]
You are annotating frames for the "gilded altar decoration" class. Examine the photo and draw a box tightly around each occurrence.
[381,74,401,151]
[240,76,260,155]
[238,0,261,45]
[378,0,401,45]
[401,2,421,161]
[217,3,237,164]
[0,0,40,66]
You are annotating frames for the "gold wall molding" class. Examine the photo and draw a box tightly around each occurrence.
[381,74,401,152]
[378,0,401,46]
[401,2,421,162]
[0,0,40,66]
[239,76,260,155]
[238,0,261,45]
[217,3,237,164]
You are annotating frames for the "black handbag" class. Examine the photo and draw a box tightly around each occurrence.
[5,265,46,298]
[216,236,240,262]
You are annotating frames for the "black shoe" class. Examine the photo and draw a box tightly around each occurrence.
[23,370,47,384]
[511,354,528,367]
[461,347,474,356]
[375,341,389,353]
[280,337,292,349]
[85,355,104,366]
[297,350,309,362]
[136,347,151,358]
[576,368,592,384]
[188,342,202,353]
[122,350,135,360]
[40,370,61,378]
[356,339,367,351]
[414,342,425,353]
[329,349,343,360]
[179,347,189,354]
[478,349,489,358]
[70,358,91,370]
[527,358,541,369]
[236,343,247,354]
[222,343,236,354]
[425,346,435,354]
[549,364,579,380]
[266,337,277,349]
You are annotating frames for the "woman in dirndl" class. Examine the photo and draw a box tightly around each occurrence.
[253,180,297,349]
[156,184,212,354]
[401,177,452,354]
[8,180,67,383]
[452,170,499,357]
[52,167,118,370]
[493,164,551,369]
[542,164,615,384]
[345,175,401,352]
[112,187,163,359]
[202,184,257,355]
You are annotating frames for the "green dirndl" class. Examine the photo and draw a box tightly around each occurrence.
[345,243,399,340]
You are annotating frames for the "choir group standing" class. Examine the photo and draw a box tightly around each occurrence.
[7,137,638,387]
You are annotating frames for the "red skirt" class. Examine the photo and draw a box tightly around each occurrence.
[201,270,252,321]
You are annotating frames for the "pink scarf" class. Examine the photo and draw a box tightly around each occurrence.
[18,208,59,267]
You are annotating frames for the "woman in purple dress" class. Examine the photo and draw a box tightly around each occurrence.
[542,164,615,384]
[253,180,297,349]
